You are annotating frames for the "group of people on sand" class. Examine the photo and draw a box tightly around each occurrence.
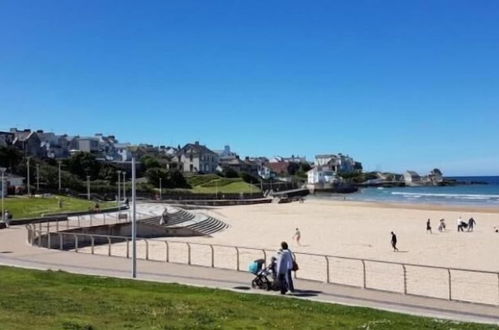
[425,216,477,233]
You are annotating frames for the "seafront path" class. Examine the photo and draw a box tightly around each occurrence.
[1,221,498,325]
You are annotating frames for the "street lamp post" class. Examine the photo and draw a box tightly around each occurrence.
[36,164,40,191]
[131,157,137,278]
[27,157,31,196]
[122,171,126,202]
[117,170,121,207]
[86,176,91,200]
[159,178,162,200]
[58,161,62,191]
[0,167,6,222]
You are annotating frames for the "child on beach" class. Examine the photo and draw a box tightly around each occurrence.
[438,219,446,232]
[292,228,301,246]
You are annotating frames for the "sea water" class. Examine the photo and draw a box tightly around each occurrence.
[324,176,499,207]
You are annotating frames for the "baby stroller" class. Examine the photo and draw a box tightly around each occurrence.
[249,258,278,290]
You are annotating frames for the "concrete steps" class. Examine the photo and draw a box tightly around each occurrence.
[138,207,229,236]
[185,216,229,236]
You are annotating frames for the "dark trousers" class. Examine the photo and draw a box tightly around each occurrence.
[278,271,294,294]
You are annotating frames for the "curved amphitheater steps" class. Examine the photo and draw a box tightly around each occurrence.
[138,207,229,236]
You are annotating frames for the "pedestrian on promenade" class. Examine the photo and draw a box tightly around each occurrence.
[159,208,168,225]
[426,219,432,234]
[276,241,294,294]
[292,228,301,246]
[4,210,11,227]
[391,232,398,252]
[468,217,476,232]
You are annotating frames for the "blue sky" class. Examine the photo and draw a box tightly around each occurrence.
[1,1,499,175]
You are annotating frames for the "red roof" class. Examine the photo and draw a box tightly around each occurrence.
[267,162,289,174]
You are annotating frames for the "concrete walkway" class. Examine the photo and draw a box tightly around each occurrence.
[0,225,498,326]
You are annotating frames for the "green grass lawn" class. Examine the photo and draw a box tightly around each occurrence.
[0,266,494,330]
[186,174,261,194]
[2,195,115,219]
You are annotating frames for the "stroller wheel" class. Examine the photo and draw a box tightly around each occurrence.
[251,279,258,289]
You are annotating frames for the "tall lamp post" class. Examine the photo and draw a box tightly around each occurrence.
[58,161,62,191]
[122,171,126,202]
[0,167,6,222]
[131,157,137,278]
[159,177,162,200]
[36,164,40,191]
[117,170,121,207]
[86,176,91,200]
[26,157,31,196]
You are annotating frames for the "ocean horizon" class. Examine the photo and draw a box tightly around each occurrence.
[316,176,499,207]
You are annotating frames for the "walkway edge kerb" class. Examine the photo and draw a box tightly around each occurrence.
[0,257,498,326]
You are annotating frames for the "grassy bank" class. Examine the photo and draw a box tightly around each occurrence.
[187,174,260,194]
[0,266,495,329]
[2,195,115,219]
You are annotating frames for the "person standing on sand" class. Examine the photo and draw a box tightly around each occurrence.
[468,217,476,232]
[457,216,463,232]
[292,228,301,246]
[391,232,399,252]
[426,219,432,234]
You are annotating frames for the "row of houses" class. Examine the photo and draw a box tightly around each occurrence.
[1,128,364,185]
[0,129,133,161]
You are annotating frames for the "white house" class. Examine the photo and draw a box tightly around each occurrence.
[178,141,218,173]
[307,168,339,185]
[315,154,359,174]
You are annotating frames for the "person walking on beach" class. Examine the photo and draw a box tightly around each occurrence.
[391,232,399,252]
[426,219,432,234]
[457,216,464,232]
[438,218,446,232]
[292,228,301,246]
[276,241,295,294]
[468,217,476,232]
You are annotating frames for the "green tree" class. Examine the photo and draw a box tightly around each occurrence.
[64,152,101,180]
[141,155,161,170]
[222,167,239,178]
[168,170,190,188]
[241,172,259,184]
[0,146,23,172]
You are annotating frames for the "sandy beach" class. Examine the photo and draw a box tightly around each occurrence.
[79,199,499,304]
[167,199,499,271]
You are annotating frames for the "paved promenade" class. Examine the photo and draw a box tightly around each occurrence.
[1,225,498,325]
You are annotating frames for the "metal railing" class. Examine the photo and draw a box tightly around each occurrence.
[25,210,156,232]
[26,225,499,306]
